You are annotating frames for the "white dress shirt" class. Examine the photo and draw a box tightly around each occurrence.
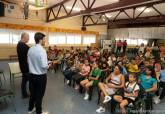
[28,44,48,75]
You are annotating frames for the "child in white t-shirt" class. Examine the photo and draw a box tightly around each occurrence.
[113,73,140,114]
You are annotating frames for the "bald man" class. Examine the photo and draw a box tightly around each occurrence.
[17,32,30,98]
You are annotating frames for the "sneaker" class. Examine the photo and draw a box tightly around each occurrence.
[153,96,160,104]
[28,108,36,114]
[66,80,70,85]
[153,96,158,104]
[155,98,161,104]
[103,96,111,103]
[153,96,158,100]
[74,85,79,90]
[96,106,106,113]
[51,70,54,73]
[84,93,89,100]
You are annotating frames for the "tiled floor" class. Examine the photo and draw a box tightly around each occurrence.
[0,60,165,114]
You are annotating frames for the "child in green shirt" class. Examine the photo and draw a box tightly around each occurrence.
[80,61,102,100]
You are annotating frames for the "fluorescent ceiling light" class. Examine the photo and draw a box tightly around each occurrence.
[137,7,152,13]
[66,6,81,12]
[102,15,107,21]
[102,18,106,21]
[105,14,112,18]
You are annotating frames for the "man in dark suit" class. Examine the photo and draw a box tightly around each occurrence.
[17,32,30,98]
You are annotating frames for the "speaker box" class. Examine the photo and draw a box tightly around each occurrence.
[81,26,86,31]
[0,2,5,17]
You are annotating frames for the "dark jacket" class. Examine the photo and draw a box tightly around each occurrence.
[17,41,29,73]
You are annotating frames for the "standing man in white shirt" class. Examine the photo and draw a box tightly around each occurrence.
[28,32,51,114]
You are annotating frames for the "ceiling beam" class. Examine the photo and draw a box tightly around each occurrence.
[0,0,18,4]
[84,15,165,28]
[83,14,165,27]
[108,15,165,28]
[93,0,164,14]
[46,0,162,22]
[82,1,165,28]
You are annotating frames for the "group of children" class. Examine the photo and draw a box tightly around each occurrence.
[47,45,165,114]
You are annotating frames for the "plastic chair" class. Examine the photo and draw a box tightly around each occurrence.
[0,71,16,112]
[0,69,6,87]
[8,62,22,93]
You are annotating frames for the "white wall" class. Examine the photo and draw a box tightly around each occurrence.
[108,27,165,39]
[46,17,107,34]
[0,4,107,34]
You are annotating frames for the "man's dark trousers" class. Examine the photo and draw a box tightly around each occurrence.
[29,74,47,114]
[21,73,29,97]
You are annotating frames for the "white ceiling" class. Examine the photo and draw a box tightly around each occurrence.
[105,3,165,20]
[29,0,119,7]
[10,0,63,5]
[34,0,165,19]
[12,0,119,8]
[47,0,64,6]
[84,3,165,25]
[5,0,165,22]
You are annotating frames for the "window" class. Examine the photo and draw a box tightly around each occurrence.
[83,34,96,45]
[25,31,35,44]
[9,30,21,44]
[123,38,138,45]
[49,33,82,45]
[0,29,37,44]
[130,39,138,45]
[10,33,20,44]
[49,32,66,44]
[0,28,97,45]
[138,39,148,45]
[0,29,10,44]
[66,33,81,44]
[122,38,148,45]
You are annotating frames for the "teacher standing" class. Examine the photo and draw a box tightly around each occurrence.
[28,32,51,114]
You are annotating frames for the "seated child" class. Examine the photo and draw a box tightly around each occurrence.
[154,63,165,104]
[80,61,102,100]
[72,60,91,90]
[139,65,157,113]
[113,73,139,114]
[126,58,139,73]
